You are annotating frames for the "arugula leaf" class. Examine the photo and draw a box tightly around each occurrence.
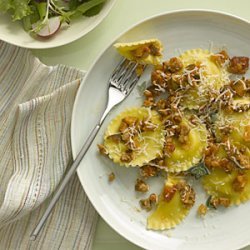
[11,0,33,21]
[53,0,70,10]
[75,0,106,15]
[68,0,81,11]
[22,5,40,31]
[84,2,104,16]
[0,0,13,13]
[34,2,47,19]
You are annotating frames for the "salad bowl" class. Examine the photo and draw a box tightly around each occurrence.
[0,0,116,49]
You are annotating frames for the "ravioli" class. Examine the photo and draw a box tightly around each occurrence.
[202,168,250,205]
[114,39,163,65]
[165,118,208,172]
[104,107,164,167]
[215,110,250,147]
[180,48,226,88]
[147,177,193,230]
[202,142,250,205]
[179,49,229,109]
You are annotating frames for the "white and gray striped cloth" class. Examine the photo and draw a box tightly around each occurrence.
[0,41,98,249]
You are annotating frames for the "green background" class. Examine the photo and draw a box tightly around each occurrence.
[33,0,250,249]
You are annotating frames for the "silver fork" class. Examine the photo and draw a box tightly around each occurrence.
[30,59,146,240]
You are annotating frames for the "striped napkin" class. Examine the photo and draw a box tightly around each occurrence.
[0,41,98,249]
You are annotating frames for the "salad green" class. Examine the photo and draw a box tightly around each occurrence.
[0,0,107,38]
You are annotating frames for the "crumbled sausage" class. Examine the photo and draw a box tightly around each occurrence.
[119,121,128,133]
[218,197,231,207]
[245,78,250,89]
[149,44,161,56]
[178,124,190,144]
[210,50,229,66]
[135,179,149,192]
[121,131,130,142]
[131,43,161,59]
[163,185,177,202]
[220,158,234,173]
[163,57,183,73]
[204,143,219,156]
[120,150,133,162]
[141,120,157,132]
[108,172,115,182]
[139,193,158,211]
[151,70,169,87]
[228,56,249,74]
[154,157,165,167]
[143,89,153,98]
[185,64,196,71]
[139,165,159,178]
[173,114,182,124]
[156,99,167,109]
[236,153,250,169]
[97,144,108,155]
[209,197,231,208]
[179,124,190,135]
[230,79,248,97]
[232,173,248,192]
[226,144,250,170]
[179,184,196,208]
[164,137,175,155]
[143,97,155,107]
[158,108,171,116]
[132,45,150,59]
[139,198,151,211]
[209,158,221,168]
[204,144,234,173]
[127,137,140,150]
[123,116,138,126]
[197,204,207,217]
[230,79,246,97]
[205,156,234,173]
[149,193,158,203]
[107,134,121,143]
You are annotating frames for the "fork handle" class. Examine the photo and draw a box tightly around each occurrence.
[30,123,101,241]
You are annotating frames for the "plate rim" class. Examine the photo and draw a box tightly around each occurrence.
[71,9,250,250]
[0,0,116,49]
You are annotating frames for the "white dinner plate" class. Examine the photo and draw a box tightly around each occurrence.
[71,10,250,250]
[0,0,116,49]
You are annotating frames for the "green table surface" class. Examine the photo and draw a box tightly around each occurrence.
[33,0,250,249]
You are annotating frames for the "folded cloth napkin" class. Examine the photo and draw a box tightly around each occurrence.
[0,41,98,249]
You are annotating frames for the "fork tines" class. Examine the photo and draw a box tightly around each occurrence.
[110,58,146,94]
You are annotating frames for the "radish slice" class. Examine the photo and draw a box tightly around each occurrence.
[33,16,61,38]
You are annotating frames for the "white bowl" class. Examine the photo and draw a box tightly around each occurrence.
[0,0,116,49]
[72,10,250,250]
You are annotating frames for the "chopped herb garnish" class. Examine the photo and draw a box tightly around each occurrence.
[188,161,210,179]
[206,195,217,209]
[136,81,148,96]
